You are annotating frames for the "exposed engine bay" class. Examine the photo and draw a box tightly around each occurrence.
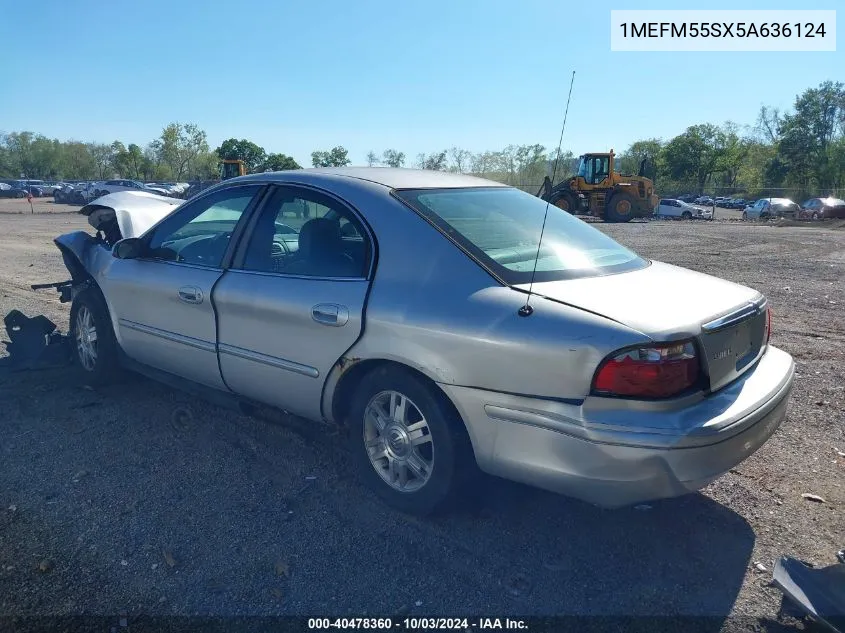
[81,191,183,247]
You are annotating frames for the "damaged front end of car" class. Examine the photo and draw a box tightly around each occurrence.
[36,191,183,303]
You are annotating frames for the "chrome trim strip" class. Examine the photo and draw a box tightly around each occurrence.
[218,343,319,378]
[136,259,224,273]
[701,297,767,333]
[225,268,369,283]
[118,319,216,353]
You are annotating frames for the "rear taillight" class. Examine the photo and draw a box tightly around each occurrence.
[764,307,772,345]
[592,340,700,399]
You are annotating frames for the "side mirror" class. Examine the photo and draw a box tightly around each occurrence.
[113,237,144,260]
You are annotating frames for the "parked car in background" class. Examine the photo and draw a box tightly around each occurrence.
[48,168,794,515]
[799,197,845,220]
[36,182,62,195]
[729,198,748,209]
[677,193,697,203]
[54,182,101,205]
[743,198,800,220]
[147,182,190,196]
[656,198,713,219]
[54,183,82,204]
[94,180,172,198]
[12,180,46,196]
[145,182,177,195]
[0,183,30,198]
[696,196,714,206]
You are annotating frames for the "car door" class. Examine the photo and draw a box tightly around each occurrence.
[101,184,265,388]
[664,200,680,216]
[213,184,373,421]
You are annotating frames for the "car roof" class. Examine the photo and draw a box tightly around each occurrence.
[236,167,509,190]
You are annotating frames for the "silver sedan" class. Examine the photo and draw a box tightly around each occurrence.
[52,169,795,515]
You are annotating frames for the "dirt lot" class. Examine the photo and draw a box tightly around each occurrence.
[0,197,843,631]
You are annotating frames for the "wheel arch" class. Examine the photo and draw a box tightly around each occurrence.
[324,357,474,454]
[55,238,94,284]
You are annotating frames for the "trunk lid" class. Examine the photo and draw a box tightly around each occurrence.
[518,261,768,392]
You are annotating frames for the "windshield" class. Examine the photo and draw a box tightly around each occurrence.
[395,187,647,284]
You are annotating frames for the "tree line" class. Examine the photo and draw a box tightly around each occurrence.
[2,81,842,199]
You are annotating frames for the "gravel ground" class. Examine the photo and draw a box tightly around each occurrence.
[0,200,843,631]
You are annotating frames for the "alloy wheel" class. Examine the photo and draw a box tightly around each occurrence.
[75,305,98,371]
[363,390,434,493]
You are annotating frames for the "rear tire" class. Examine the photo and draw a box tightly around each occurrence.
[348,366,474,516]
[681,211,692,220]
[69,287,123,386]
[604,192,636,223]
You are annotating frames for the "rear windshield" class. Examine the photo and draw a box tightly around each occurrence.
[395,187,648,283]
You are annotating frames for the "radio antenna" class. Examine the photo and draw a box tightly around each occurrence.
[518,70,576,317]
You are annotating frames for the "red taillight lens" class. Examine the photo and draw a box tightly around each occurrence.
[592,340,700,399]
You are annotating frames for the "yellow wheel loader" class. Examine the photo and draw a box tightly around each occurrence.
[538,150,658,223]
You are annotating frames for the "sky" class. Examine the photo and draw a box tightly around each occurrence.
[0,0,840,167]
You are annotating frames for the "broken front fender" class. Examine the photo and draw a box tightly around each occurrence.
[54,231,112,283]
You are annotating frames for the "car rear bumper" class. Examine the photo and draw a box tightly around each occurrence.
[440,346,794,508]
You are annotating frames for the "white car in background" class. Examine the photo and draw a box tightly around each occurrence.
[147,182,190,196]
[655,198,713,220]
[94,180,171,198]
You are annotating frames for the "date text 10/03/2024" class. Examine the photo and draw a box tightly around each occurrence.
[308,618,528,630]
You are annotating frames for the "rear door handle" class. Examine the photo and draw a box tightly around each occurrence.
[177,286,203,304]
[312,303,349,327]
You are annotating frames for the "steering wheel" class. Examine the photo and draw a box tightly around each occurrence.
[177,232,232,265]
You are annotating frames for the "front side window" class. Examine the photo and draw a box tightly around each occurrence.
[576,158,587,178]
[146,185,261,267]
[239,187,368,278]
[396,187,647,284]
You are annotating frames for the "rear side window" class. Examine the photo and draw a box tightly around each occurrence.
[396,187,647,284]
[238,186,369,278]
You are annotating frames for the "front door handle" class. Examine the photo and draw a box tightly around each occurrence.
[177,286,203,304]
[312,304,349,327]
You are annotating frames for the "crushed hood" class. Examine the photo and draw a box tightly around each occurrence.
[79,191,183,239]
[518,260,762,339]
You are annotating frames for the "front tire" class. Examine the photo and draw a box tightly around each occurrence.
[604,192,636,223]
[549,190,579,213]
[681,211,692,220]
[69,287,122,386]
[348,367,471,515]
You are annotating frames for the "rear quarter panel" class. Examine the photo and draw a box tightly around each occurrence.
[315,180,652,410]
